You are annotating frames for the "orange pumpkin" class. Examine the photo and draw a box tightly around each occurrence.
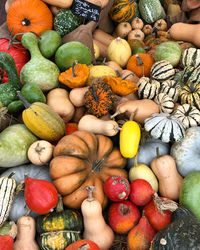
[65,239,100,250]
[126,53,155,78]
[50,130,127,209]
[7,0,53,41]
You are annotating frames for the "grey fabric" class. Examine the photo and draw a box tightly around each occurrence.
[0,0,7,26]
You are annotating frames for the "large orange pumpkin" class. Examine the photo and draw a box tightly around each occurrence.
[7,0,53,41]
[50,130,127,209]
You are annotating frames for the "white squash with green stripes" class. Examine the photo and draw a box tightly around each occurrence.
[150,60,175,82]
[138,77,160,100]
[160,79,181,102]
[154,92,174,114]
[181,48,200,68]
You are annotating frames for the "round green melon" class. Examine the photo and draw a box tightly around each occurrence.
[55,41,92,72]
[179,171,200,220]
[154,41,182,67]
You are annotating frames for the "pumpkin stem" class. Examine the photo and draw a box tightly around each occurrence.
[21,18,31,26]
[7,30,25,50]
[15,181,25,195]
[136,54,143,66]
[25,208,31,216]
[8,172,16,179]
[72,60,78,77]
[110,111,120,119]
[156,146,160,158]
[85,185,95,201]
[56,194,64,212]
[134,152,139,166]
[17,91,31,109]
[153,193,178,213]
[129,112,135,121]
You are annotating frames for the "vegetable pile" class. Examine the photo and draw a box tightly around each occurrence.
[1,0,200,249]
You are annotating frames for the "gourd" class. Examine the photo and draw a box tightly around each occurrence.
[0,173,17,226]
[150,151,183,200]
[131,17,144,30]
[69,86,89,107]
[137,77,160,100]
[18,92,65,142]
[20,32,60,91]
[169,23,200,48]
[0,164,52,222]
[42,0,73,8]
[160,79,181,102]
[65,239,100,250]
[14,216,39,250]
[81,186,114,250]
[154,93,174,114]
[27,140,54,166]
[49,130,127,209]
[128,29,145,41]
[181,65,200,86]
[144,113,185,143]
[47,88,75,123]
[142,24,153,35]
[78,114,120,137]
[153,19,167,31]
[111,99,160,124]
[144,29,170,49]
[114,22,132,39]
[181,47,200,68]
[93,29,115,47]
[7,0,53,41]
[0,52,21,107]
[150,60,175,81]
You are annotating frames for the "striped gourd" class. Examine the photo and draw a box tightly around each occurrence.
[160,79,181,102]
[144,113,185,143]
[154,92,174,114]
[181,48,200,68]
[173,104,200,128]
[137,77,160,100]
[0,173,16,226]
[109,0,138,23]
[180,82,200,110]
[181,66,200,86]
[150,60,175,82]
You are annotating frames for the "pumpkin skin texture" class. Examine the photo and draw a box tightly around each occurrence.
[170,126,200,177]
[65,239,100,250]
[50,130,127,209]
[7,0,53,41]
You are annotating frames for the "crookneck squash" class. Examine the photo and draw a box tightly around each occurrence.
[49,130,127,209]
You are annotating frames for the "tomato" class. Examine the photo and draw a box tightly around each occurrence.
[0,235,14,250]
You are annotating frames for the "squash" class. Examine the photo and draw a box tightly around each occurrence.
[153,19,167,31]
[150,152,183,200]
[169,23,200,48]
[69,86,89,107]
[49,130,127,209]
[181,47,200,68]
[81,186,114,250]
[47,88,75,123]
[78,114,120,137]
[131,17,144,30]
[144,30,170,49]
[27,140,54,166]
[154,92,175,114]
[93,39,108,58]
[170,126,200,177]
[0,164,52,222]
[65,239,100,250]
[160,79,181,102]
[114,22,132,39]
[93,29,115,47]
[180,65,200,86]
[128,29,145,41]
[105,61,123,73]
[137,77,161,100]
[14,216,39,250]
[150,60,175,81]
[7,0,53,41]
[142,24,153,35]
[42,0,73,8]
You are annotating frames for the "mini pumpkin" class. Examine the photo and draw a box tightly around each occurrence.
[49,130,127,209]
[153,19,168,31]
[160,79,181,102]
[144,113,185,143]
[144,28,170,49]
[150,60,175,82]
[58,62,90,88]
[137,77,160,100]
[173,104,200,128]
[84,79,116,118]
[102,75,138,96]
[180,82,200,110]
[154,92,174,114]
[181,47,200,68]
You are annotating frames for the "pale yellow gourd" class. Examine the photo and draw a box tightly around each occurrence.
[47,88,75,123]
[78,114,120,136]
[14,216,39,250]
[69,86,89,107]
[81,186,114,250]
[42,0,73,8]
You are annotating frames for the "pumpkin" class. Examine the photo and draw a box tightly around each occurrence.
[102,75,138,96]
[144,113,186,143]
[144,29,170,49]
[109,0,138,23]
[181,47,200,68]
[160,79,181,102]
[181,66,200,86]
[127,29,145,41]
[137,77,160,100]
[0,164,52,222]
[150,60,175,81]
[84,80,116,118]
[58,62,90,89]
[127,53,155,78]
[127,39,146,54]
[7,0,53,41]
[49,130,127,209]
[131,17,144,30]
[142,24,153,35]
[180,82,200,110]
[153,19,167,31]
[65,239,100,250]
[173,104,200,128]
[154,93,175,114]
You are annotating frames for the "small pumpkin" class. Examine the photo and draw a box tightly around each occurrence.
[128,29,145,41]
[160,79,181,102]
[173,104,200,128]
[102,75,138,96]
[127,53,155,78]
[181,66,200,86]
[181,47,200,68]
[131,17,144,30]
[137,77,160,100]
[142,24,153,35]
[150,60,175,82]
[153,19,167,31]
[180,82,200,110]
[144,113,185,143]
[65,239,100,250]
[84,79,116,118]
[144,28,171,49]
[154,93,174,114]
[7,0,53,41]
[58,62,90,88]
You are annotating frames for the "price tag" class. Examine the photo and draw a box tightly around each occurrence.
[72,0,101,22]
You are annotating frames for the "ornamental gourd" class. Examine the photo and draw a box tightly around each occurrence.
[180,82,200,110]
[160,79,181,102]
[154,93,174,114]
[49,130,127,209]
[137,77,160,100]
[181,47,200,68]
[150,60,175,82]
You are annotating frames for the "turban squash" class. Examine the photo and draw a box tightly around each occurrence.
[50,130,127,209]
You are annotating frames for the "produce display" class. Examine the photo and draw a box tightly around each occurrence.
[1,0,200,249]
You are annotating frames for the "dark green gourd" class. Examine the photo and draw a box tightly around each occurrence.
[20,32,60,91]
[0,52,21,107]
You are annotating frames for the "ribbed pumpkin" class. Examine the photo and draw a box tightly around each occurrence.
[181,66,200,86]
[144,30,170,49]
[109,0,138,23]
[137,77,160,100]
[150,60,175,82]
[7,0,53,41]
[181,48,200,68]
[160,79,181,102]
[49,130,127,209]
[154,93,174,114]
[180,82,200,110]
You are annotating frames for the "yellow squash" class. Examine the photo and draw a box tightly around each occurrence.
[120,120,141,158]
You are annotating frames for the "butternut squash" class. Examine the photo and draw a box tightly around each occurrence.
[150,151,183,201]
[111,99,160,124]
[105,61,123,73]
[47,88,75,123]
[78,114,120,136]
[81,186,114,250]
[71,106,86,123]
[14,216,39,250]
[169,23,200,48]
[42,0,73,8]
[93,29,115,47]
[69,86,89,107]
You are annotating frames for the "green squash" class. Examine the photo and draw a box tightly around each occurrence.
[154,41,182,67]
